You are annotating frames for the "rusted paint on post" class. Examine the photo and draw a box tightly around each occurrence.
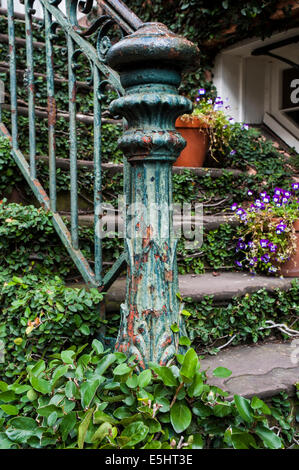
[106,23,199,367]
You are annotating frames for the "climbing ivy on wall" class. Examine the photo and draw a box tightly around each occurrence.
[125,0,294,98]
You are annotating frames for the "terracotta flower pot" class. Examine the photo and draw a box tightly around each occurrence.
[174,116,209,167]
[279,219,299,277]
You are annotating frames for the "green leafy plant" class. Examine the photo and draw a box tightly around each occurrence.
[179,90,231,161]
[0,272,104,381]
[0,343,295,449]
[184,282,299,350]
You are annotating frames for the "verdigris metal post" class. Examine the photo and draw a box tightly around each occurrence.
[106,23,199,368]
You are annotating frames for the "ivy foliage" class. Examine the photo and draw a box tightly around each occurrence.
[0,272,103,382]
[0,343,297,449]
[184,281,299,350]
[125,0,290,97]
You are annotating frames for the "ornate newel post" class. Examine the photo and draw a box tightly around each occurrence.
[106,23,199,368]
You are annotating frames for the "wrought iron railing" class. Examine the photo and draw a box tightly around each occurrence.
[0,0,199,366]
[0,0,138,289]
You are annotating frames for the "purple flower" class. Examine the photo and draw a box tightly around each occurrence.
[262,196,270,203]
[242,124,249,130]
[274,188,282,196]
[231,203,238,211]
[254,199,265,209]
[198,88,206,95]
[229,117,235,124]
[248,190,253,196]
[268,266,277,273]
[261,253,270,263]
[268,243,277,252]
[292,182,299,191]
[235,260,242,267]
[230,150,236,155]
[276,223,286,234]
[237,239,246,249]
[248,241,253,248]
[249,257,257,266]
[260,239,269,248]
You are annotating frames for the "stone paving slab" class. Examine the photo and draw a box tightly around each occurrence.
[105,272,297,310]
[70,213,238,231]
[200,341,299,399]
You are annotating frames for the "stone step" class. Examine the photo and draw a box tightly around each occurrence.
[26,156,244,177]
[68,271,297,312]
[201,340,299,399]
[64,213,238,231]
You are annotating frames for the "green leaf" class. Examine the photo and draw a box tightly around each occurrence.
[113,364,132,376]
[234,395,253,423]
[213,403,232,418]
[113,407,131,420]
[137,369,152,388]
[96,354,117,376]
[0,432,15,449]
[0,404,19,416]
[30,360,46,377]
[92,339,104,355]
[188,372,203,398]
[251,396,271,415]
[126,374,138,389]
[179,336,191,346]
[91,422,113,443]
[80,379,102,409]
[255,424,282,449]
[150,365,178,387]
[78,408,93,449]
[0,391,16,403]
[181,309,191,317]
[0,382,8,392]
[30,375,51,395]
[5,417,39,444]
[171,323,179,333]
[121,421,149,447]
[79,324,90,336]
[61,350,75,364]
[180,348,198,382]
[170,402,192,433]
[225,427,258,449]
[213,367,232,378]
[191,434,204,449]
[27,389,38,402]
[94,409,118,425]
[51,365,69,387]
[37,404,63,418]
[60,412,76,442]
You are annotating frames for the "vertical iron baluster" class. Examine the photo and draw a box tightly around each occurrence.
[7,0,18,149]
[67,35,79,249]
[25,0,36,179]
[93,66,102,283]
[44,7,56,212]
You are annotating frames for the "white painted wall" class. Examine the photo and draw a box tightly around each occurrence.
[213,28,299,151]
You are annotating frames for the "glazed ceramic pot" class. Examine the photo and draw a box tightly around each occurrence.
[279,219,299,277]
[174,116,209,167]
